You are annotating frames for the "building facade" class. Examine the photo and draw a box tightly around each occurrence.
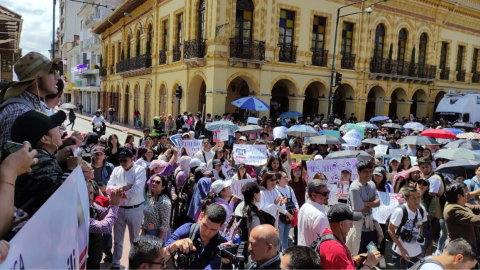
[93,0,480,127]
[0,5,22,82]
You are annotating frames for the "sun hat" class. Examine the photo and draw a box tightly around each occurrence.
[4,52,61,100]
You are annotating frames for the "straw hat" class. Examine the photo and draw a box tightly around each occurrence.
[4,52,61,100]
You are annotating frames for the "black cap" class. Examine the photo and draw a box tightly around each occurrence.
[11,110,66,146]
[212,159,222,166]
[328,204,363,223]
[117,148,133,159]
[143,127,150,132]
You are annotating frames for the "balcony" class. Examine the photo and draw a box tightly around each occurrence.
[456,69,466,82]
[278,43,297,63]
[84,11,102,29]
[78,2,92,17]
[83,36,101,51]
[310,48,328,67]
[440,68,450,80]
[341,53,356,70]
[369,57,436,84]
[115,54,152,78]
[172,45,182,62]
[228,37,265,68]
[473,71,480,83]
[183,38,206,67]
[158,50,167,65]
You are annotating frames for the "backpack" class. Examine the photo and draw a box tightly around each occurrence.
[385,204,424,242]
[310,233,341,266]
[408,257,444,270]
[172,175,196,230]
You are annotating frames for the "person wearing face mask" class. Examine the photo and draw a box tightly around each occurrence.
[0,52,62,152]
[10,110,82,219]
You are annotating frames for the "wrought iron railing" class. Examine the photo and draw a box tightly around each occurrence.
[456,69,466,82]
[115,54,152,73]
[472,71,480,83]
[311,48,328,67]
[370,58,436,79]
[229,37,265,61]
[341,53,356,69]
[159,50,167,65]
[440,67,450,80]
[278,43,298,63]
[183,38,206,60]
[172,45,182,62]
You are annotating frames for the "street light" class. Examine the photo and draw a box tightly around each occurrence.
[326,0,389,118]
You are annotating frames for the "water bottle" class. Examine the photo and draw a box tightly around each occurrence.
[233,233,241,244]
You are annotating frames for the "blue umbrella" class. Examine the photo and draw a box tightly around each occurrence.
[443,128,464,135]
[285,125,319,137]
[231,97,270,111]
[370,116,390,122]
[205,121,239,132]
[278,111,302,118]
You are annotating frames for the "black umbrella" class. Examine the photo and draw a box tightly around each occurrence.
[325,150,373,162]
[306,135,346,145]
[398,136,439,145]
[361,138,389,146]
[452,122,475,129]
[435,159,480,178]
[443,140,480,150]
[381,123,403,129]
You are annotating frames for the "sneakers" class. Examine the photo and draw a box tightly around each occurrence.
[379,256,386,268]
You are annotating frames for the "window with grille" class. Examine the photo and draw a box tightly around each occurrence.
[374,24,385,58]
[419,33,428,66]
[341,22,354,54]
[279,9,295,45]
[312,16,326,50]
[397,29,407,62]
[198,0,206,39]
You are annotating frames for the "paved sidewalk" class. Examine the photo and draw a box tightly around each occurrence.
[67,111,144,138]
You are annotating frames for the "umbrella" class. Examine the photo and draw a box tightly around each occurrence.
[443,128,464,135]
[398,136,439,145]
[434,148,480,160]
[444,140,480,150]
[370,116,389,122]
[205,121,239,132]
[342,130,362,147]
[393,166,421,191]
[237,125,263,134]
[456,132,480,140]
[361,138,389,146]
[231,97,270,111]
[420,129,456,139]
[403,122,425,130]
[278,111,302,118]
[325,150,373,162]
[285,125,319,137]
[273,126,288,139]
[381,123,403,129]
[60,103,77,109]
[436,138,454,145]
[306,135,346,145]
[358,122,379,130]
[452,122,475,129]
[435,159,480,177]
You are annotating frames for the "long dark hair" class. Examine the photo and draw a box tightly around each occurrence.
[108,134,121,149]
[400,156,411,171]
[260,172,277,189]
[141,147,155,162]
[124,134,135,145]
[146,174,172,202]
[265,155,285,172]
[242,183,265,224]
[213,150,226,163]
[373,167,388,192]
[201,191,218,212]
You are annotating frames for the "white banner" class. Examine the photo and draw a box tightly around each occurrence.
[273,126,287,139]
[372,192,402,224]
[230,178,256,200]
[0,167,88,269]
[180,140,203,158]
[233,144,267,166]
[247,117,259,125]
[306,158,359,184]
[170,134,182,147]
[222,160,236,180]
[213,130,229,142]
[374,145,388,156]
[389,149,407,156]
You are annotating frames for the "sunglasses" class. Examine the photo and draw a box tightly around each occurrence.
[151,180,162,185]
[314,191,330,196]
[118,159,128,163]
[417,181,428,187]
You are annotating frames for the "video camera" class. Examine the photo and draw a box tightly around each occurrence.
[217,241,248,269]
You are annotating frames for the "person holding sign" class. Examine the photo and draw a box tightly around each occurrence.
[259,173,285,226]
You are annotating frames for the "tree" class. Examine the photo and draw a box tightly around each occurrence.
[409,46,416,77]
[386,43,393,73]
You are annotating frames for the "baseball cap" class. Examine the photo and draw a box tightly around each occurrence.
[11,110,66,146]
[93,146,106,154]
[322,124,328,128]
[281,149,287,155]
[373,166,386,176]
[314,155,323,160]
[117,148,134,159]
[143,127,151,132]
[150,160,167,171]
[189,158,206,168]
[99,135,108,143]
[211,180,232,195]
[212,159,222,166]
[341,168,352,174]
[389,157,400,164]
[291,163,302,170]
[182,132,190,138]
[239,136,247,141]
[328,204,363,223]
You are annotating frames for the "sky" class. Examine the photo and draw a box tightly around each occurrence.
[3,0,57,58]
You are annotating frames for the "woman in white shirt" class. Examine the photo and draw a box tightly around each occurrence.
[231,163,251,180]
[276,171,299,251]
[259,172,285,227]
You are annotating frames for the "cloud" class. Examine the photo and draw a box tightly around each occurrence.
[3,0,56,58]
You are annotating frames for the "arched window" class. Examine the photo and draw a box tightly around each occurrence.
[235,0,254,40]
[397,29,407,62]
[374,24,385,59]
[126,34,131,59]
[198,0,206,39]
[419,33,428,66]
[136,30,141,56]
[147,24,153,55]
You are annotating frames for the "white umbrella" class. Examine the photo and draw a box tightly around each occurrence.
[237,125,263,134]
[403,122,425,130]
[60,103,77,109]
[285,125,319,137]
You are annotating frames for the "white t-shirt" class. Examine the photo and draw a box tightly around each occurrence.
[418,262,444,270]
[92,116,104,123]
[390,205,427,257]
[428,176,441,194]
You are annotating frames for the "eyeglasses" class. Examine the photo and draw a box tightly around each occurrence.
[151,180,162,185]
[118,159,128,163]
[417,181,428,187]
[314,191,330,196]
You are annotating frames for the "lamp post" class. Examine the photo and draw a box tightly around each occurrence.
[327,0,388,118]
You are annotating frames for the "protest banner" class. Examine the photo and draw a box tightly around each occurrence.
[180,139,203,158]
[247,117,259,125]
[334,119,342,126]
[337,180,350,200]
[291,154,311,163]
[0,167,88,269]
[230,178,256,200]
[328,184,339,205]
[345,123,366,139]
[382,154,401,167]
[306,158,359,185]
[323,129,341,138]
[342,130,362,147]
[213,130,229,142]
[233,144,267,166]
[372,192,403,224]
[222,160,236,180]
[374,145,389,156]
[170,134,182,147]
[273,126,287,139]
[389,148,407,156]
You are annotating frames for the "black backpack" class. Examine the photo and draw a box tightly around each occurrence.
[310,233,339,269]
[385,204,424,242]
[408,257,444,270]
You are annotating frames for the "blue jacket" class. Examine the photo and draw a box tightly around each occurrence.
[187,177,212,221]
[92,161,114,186]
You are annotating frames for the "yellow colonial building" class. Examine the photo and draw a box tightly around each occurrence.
[93,0,480,127]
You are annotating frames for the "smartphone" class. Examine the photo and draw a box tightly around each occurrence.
[366,241,378,253]
[1,141,27,162]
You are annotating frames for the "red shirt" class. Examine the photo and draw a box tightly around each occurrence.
[319,228,356,270]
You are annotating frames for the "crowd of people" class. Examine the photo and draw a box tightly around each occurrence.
[1,51,480,270]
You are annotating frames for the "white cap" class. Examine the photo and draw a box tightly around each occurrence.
[322,124,328,128]
[189,158,206,169]
[211,180,232,194]
[239,136,247,141]
[314,155,323,160]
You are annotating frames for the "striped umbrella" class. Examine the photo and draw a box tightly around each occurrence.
[456,132,480,140]
[205,121,239,132]
[231,97,270,111]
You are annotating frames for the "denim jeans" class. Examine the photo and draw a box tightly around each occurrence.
[421,225,433,257]
[392,253,418,270]
[278,221,291,251]
[435,218,447,254]
[103,233,112,255]
[109,115,114,124]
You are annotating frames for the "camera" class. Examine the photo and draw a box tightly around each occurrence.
[400,229,424,243]
[217,241,248,268]
[175,251,197,269]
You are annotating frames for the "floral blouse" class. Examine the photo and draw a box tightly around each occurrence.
[142,194,172,232]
